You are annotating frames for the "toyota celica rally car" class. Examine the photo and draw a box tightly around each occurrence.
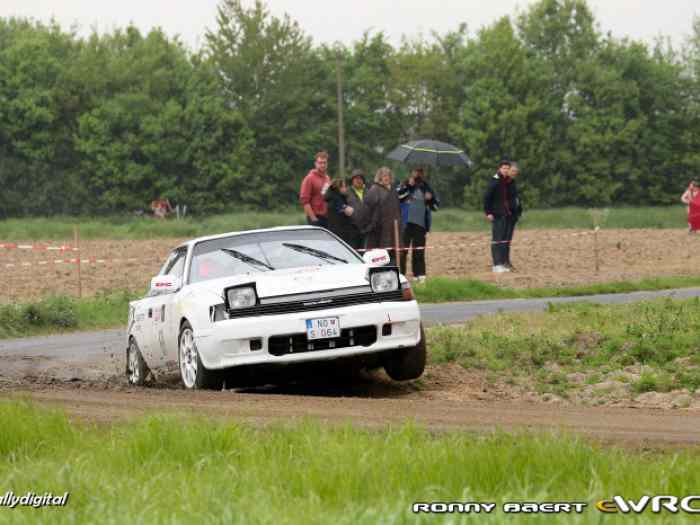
[126,226,426,389]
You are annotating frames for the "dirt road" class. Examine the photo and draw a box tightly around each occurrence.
[4,385,699,446]
[3,289,700,446]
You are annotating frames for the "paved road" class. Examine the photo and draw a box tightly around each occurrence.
[420,286,700,324]
[2,287,700,380]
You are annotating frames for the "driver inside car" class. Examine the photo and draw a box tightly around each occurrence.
[194,256,226,281]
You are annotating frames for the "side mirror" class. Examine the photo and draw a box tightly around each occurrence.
[363,249,390,267]
[150,275,182,294]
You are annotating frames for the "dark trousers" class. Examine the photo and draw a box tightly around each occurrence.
[347,230,365,252]
[504,217,517,265]
[491,215,515,266]
[400,223,427,277]
[307,216,328,228]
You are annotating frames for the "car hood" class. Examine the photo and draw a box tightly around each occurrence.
[188,264,375,299]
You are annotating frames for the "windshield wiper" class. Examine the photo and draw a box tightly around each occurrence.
[282,243,348,264]
[220,248,275,271]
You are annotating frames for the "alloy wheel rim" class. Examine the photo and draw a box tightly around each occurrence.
[128,342,140,384]
[180,328,197,389]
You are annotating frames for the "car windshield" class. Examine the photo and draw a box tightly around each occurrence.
[189,229,363,283]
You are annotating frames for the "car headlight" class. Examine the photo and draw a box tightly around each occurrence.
[370,269,399,292]
[225,284,258,310]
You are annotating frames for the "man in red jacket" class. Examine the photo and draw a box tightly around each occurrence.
[299,151,331,227]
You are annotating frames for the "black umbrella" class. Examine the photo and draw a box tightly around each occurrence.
[386,139,472,168]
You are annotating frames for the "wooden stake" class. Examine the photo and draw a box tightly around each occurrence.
[74,225,82,298]
[593,226,600,273]
[393,219,400,267]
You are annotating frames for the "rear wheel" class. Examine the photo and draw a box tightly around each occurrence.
[179,321,223,390]
[383,324,426,381]
[126,338,149,386]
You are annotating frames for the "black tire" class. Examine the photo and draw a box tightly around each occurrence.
[178,320,224,390]
[383,324,426,381]
[126,337,149,386]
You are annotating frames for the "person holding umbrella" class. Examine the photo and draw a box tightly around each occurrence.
[386,139,470,275]
[398,167,439,282]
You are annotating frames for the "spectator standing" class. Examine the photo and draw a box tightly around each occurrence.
[150,198,173,219]
[398,167,439,282]
[345,169,367,250]
[681,181,700,233]
[324,177,359,247]
[363,167,402,265]
[484,160,522,273]
[503,163,523,269]
[299,151,331,227]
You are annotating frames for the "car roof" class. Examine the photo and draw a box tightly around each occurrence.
[174,225,325,251]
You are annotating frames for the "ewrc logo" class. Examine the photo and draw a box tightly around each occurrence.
[596,496,700,514]
[411,496,700,515]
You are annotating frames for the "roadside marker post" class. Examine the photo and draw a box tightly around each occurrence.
[74,225,82,298]
[393,220,400,267]
[594,226,600,273]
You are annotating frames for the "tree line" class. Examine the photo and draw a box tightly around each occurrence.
[1,0,699,217]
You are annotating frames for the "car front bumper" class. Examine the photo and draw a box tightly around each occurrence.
[194,300,421,370]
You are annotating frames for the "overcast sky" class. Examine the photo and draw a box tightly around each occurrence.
[1,0,697,50]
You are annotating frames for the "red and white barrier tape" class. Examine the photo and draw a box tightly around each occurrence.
[357,229,598,252]
[0,242,79,252]
[3,257,152,269]
[2,228,603,266]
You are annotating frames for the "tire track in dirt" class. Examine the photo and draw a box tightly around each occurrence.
[4,387,700,447]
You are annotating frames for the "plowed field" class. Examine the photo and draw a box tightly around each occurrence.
[2,228,700,302]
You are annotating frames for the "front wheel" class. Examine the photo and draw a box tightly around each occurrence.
[178,321,223,390]
[383,324,426,381]
[126,338,149,386]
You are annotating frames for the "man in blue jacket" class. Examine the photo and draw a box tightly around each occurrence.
[398,167,439,282]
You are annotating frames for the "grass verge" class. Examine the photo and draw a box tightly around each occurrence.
[1,400,699,524]
[428,297,700,400]
[0,206,689,240]
[413,275,700,303]
[0,291,134,339]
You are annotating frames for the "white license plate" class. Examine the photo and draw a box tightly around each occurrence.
[306,317,340,340]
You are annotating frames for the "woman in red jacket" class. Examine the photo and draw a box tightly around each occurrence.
[682,181,700,233]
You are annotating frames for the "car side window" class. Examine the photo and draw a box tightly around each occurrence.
[163,249,187,279]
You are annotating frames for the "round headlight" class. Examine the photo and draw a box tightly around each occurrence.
[227,286,257,309]
[370,271,399,292]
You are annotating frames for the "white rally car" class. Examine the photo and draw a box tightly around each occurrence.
[126,226,426,389]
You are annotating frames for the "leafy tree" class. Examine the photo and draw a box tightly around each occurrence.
[1,0,700,216]
[325,33,400,175]
[0,19,81,216]
[454,17,554,208]
[205,0,335,206]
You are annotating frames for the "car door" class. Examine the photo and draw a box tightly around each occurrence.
[148,247,188,369]
[129,294,160,364]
